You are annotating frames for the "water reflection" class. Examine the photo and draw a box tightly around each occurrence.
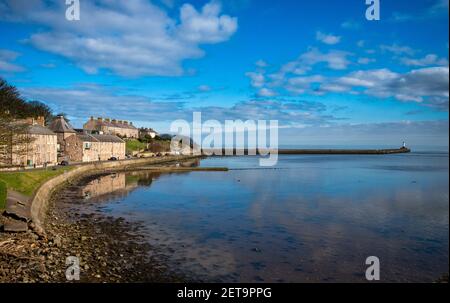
[73,153,448,282]
[79,158,201,201]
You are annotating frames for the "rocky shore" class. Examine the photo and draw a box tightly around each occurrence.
[0,173,186,283]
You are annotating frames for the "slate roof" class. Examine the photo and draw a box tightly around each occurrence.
[77,134,99,142]
[28,125,56,136]
[49,116,76,133]
[86,119,137,130]
[90,134,125,143]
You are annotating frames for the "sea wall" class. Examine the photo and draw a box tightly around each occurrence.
[30,155,199,234]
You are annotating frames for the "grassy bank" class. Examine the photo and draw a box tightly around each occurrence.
[0,167,74,202]
[0,180,6,210]
[126,139,147,154]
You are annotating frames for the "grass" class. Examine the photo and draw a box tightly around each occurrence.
[0,180,6,210]
[126,139,147,154]
[0,167,74,198]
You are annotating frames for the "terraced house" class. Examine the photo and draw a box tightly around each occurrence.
[6,117,58,168]
[83,117,139,138]
[49,116,125,163]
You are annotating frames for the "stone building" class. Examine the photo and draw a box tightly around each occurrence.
[83,117,139,138]
[48,116,77,161]
[139,127,158,139]
[10,117,58,167]
[49,116,125,163]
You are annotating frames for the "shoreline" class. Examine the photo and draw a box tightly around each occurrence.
[43,172,188,282]
[1,159,208,282]
[28,155,202,235]
[2,151,446,283]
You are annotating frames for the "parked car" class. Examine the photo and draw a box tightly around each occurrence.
[108,157,118,161]
[60,160,69,166]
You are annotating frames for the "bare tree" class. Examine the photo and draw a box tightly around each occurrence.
[0,78,38,166]
[0,110,35,167]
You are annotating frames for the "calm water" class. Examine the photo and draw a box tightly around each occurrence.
[76,152,449,282]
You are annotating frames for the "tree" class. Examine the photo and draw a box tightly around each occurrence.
[0,77,26,118]
[27,100,53,124]
[0,112,35,166]
[0,78,37,166]
[0,77,54,122]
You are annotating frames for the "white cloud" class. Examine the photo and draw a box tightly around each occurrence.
[391,0,449,22]
[0,0,238,77]
[198,84,211,92]
[255,60,268,68]
[246,48,351,96]
[40,63,56,69]
[0,49,25,73]
[316,31,341,45]
[357,40,365,48]
[280,120,449,148]
[357,57,376,65]
[257,88,276,97]
[245,71,265,88]
[19,84,189,123]
[319,67,449,109]
[300,48,351,70]
[178,1,238,44]
[400,54,449,67]
[380,44,416,56]
[19,84,335,128]
[286,75,325,94]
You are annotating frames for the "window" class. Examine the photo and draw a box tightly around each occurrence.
[84,142,92,149]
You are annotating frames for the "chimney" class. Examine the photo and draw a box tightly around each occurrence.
[112,119,117,123]
[118,120,122,124]
[97,117,103,122]
[105,118,111,122]
[130,122,133,126]
[90,116,94,121]
[124,121,128,125]
[36,116,45,126]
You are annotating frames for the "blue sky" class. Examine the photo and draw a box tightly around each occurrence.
[0,0,448,148]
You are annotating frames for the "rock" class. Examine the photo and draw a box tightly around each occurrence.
[30,224,46,238]
[3,219,28,233]
[53,235,62,247]
[4,197,31,222]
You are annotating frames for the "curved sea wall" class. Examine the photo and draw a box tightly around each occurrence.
[30,155,199,234]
